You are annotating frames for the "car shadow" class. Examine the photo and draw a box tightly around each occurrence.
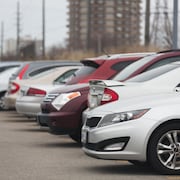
[2,119,36,123]
[14,127,48,133]
[33,140,82,149]
[82,163,164,176]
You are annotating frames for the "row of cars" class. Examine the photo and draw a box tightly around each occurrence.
[0,60,82,110]
[2,49,180,175]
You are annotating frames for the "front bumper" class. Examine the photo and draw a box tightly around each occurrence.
[82,117,156,161]
[37,111,80,135]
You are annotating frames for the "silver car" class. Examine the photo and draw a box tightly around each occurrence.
[82,92,180,174]
[15,66,80,117]
[4,61,81,109]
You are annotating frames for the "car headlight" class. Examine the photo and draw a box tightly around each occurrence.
[51,92,81,111]
[98,109,150,127]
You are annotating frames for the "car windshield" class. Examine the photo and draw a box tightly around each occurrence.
[113,54,158,81]
[126,63,180,82]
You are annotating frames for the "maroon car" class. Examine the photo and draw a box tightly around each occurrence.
[37,53,152,142]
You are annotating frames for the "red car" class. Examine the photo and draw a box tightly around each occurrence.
[37,53,152,142]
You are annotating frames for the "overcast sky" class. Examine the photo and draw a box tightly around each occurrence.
[0,0,177,49]
[0,0,68,48]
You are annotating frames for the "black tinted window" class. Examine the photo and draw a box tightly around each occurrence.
[66,66,97,85]
[0,65,19,73]
[111,61,134,72]
[74,66,96,76]
[29,66,61,77]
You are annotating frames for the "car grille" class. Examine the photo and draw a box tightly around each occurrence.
[85,117,101,128]
[43,93,59,102]
[41,108,50,114]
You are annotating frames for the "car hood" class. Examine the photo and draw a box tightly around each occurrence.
[88,92,180,115]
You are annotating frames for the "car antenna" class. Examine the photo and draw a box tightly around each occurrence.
[102,49,111,58]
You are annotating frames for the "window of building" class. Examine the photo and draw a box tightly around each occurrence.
[116,13,122,18]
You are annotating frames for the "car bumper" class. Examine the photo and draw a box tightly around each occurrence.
[16,96,43,117]
[4,94,16,109]
[37,111,80,134]
[82,117,156,161]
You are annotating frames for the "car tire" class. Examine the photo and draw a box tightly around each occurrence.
[69,133,80,143]
[69,128,81,144]
[0,92,6,110]
[147,123,180,175]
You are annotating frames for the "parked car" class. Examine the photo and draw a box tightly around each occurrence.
[9,60,80,80]
[88,61,180,109]
[82,92,180,174]
[15,66,80,117]
[4,60,81,110]
[0,67,20,93]
[37,53,153,141]
[0,67,20,109]
[0,61,22,73]
[18,51,143,117]
[0,61,24,110]
[113,49,180,81]
[37,50,180,143]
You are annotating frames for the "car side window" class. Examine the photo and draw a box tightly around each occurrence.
[0,65,18,73]
[111,61,135,72]
[29,66,60,77]
[144,57,180,71]
[54,69,78,84]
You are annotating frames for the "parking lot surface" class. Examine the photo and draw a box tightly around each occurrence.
[0,111,177,180]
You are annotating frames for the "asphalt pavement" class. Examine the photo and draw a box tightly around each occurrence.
[0,111,177,180]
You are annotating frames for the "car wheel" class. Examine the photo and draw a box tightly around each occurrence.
[69,128,81,144]
[128,160,149,167]
[147,123,180,175]
[0,92,6,110]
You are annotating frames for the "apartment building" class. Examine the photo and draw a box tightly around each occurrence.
[67,0,142,52]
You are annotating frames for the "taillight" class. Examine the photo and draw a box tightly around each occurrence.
[27,88,46,97]
[10,82,20,94]
[101,88,119,105]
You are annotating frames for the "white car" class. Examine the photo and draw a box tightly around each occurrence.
[4,61,81,110]
[15,66,80,117]
[0,66,20,92]
[82,92,180,174]
[0,66,20,109]
[87,62,180,110]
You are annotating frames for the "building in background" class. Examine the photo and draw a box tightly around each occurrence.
[5,39,16,56]
[67,0,142,53]
[5,36,42,59]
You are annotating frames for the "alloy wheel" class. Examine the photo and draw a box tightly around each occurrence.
[157,130,180,170]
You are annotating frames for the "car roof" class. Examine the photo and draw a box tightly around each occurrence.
[11,60,81,80]
[80,52,154,67]
[127,62,180,83]
[0,61,23,66]
[112,49,180,81]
